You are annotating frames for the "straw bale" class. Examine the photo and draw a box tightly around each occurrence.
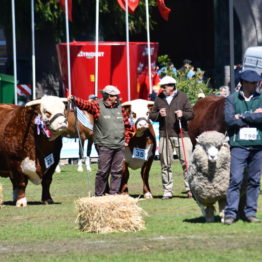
[75,195,147,233]
[0,184,3,207]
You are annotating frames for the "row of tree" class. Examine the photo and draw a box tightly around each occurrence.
[0,0,158,96]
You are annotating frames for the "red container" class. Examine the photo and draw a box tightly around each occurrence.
[56,41,159,102]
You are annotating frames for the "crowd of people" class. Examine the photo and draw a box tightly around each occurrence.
[69,56,262,224]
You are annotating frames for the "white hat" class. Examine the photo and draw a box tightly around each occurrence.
[197,92,205,98]
[159,76,177,86]
[100,85,120,95]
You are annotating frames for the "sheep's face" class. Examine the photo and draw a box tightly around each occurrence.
[205,145,219,162]
[196,131,229,163]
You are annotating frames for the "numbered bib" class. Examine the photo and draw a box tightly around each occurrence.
[44,153,55,168]
[239,127,257,140]
[132,148,148,160]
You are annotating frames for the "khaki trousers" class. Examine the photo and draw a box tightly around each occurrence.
[159,136,192,197]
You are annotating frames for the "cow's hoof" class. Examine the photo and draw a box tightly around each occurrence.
[42,199,54,205]
[144,192,153,199]
[55,165,61,173]
[16,197,27,207]
[77,166,84,172]
[86,166,92,172]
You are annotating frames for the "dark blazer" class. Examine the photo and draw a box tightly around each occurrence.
[149,90,194,137]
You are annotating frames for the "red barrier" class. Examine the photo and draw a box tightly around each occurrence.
[56,41,159,102]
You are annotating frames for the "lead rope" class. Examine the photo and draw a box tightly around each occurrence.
[71,98,92,196]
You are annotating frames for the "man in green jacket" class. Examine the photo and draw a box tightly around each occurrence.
[224,70,262,224]
[149,76,194,199]
[69,85,133,196]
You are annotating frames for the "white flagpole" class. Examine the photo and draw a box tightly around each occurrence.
[145,0,152,94]
[65,0,72,96]
[11,0,17,105]
[31,0,36,100]
[95,0,100,96]
[125,1,131,101]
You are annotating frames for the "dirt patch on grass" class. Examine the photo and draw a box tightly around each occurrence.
[1,234,262,257]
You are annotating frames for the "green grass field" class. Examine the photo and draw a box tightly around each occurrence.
[0,161,262,262]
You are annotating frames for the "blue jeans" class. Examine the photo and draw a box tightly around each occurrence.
[224,147,262,219]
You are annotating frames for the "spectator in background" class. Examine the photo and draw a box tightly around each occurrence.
[158,62,177,78]
[180,59,195,79]
[217,86,229,97]
[234,63,243,87]
[180,59,192,73]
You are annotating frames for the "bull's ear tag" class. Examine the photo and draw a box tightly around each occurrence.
[132,148,148,160]
[44,153,55,168]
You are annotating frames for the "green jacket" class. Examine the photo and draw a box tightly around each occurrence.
[225,91,262,147]
[93,100,125,149]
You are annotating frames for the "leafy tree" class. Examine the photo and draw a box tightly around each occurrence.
[0,0,156,96]
[158,55,217,104]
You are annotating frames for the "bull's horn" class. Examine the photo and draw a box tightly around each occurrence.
[147,101,154,106]
[25,99,41,107]
[121,101,131,106]
[60,98,68,103]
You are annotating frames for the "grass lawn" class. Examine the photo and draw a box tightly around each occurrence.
[0,160,262,262]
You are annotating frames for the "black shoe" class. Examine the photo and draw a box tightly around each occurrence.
[223,217,236,225]
[244,216,261,223]
[162,196,172,200]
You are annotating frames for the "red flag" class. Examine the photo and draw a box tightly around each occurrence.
[59,0,73,22]
[117,0,140,13]
[156,0,171,21]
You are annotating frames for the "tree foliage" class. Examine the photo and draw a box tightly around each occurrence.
[158,55,217,104]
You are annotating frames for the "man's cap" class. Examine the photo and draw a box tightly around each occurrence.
[159,76,177,86]
[239,70,262,82]
[183,59,192,64]
[99,85,120,95]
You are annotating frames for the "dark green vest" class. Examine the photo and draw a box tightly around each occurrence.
[93,99,125,149]
[229,92,262,147]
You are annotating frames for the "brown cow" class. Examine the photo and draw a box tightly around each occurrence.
[120,99,156,198]
[188,96,226,146]
[0,96,68,206]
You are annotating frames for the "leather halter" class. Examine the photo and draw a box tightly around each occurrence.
[45,113,66,128]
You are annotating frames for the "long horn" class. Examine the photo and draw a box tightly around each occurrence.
[25,99,41,107]
[121,101,131,106]
[60,98,68,103]
[147,101,154,106]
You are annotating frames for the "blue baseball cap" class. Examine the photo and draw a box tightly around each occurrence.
[239,70,262,82]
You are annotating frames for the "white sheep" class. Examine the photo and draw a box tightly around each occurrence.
[187,131,230,222]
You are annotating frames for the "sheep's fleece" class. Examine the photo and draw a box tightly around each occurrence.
[187,131,230,206]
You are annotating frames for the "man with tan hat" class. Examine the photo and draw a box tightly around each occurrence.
[68,85,133,196]
[149,76,194,199]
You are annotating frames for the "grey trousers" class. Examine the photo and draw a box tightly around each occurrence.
[159,136,192,197]
[95,145,125,196]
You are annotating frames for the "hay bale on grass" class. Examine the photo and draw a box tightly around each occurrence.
[75,195,147,233]
[0,184,3,207]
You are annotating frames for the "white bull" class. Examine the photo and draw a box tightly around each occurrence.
[121,99,156,198]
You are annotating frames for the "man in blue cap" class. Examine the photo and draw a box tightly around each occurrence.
[224,70,262,224]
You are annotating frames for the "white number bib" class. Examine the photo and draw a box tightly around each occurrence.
[132,148,148,160]
[44,153,55,168]
[239,127,257,140]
